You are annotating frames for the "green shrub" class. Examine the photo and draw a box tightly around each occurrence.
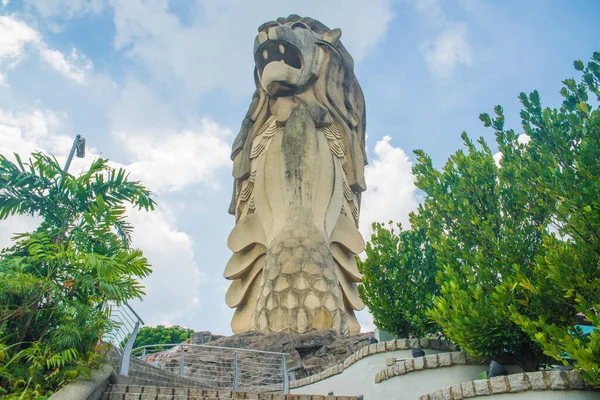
[0,153,155,398]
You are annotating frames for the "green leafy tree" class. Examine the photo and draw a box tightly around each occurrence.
[415,125,554,371]
[487,53,600,387]
[0,152,155,398]
[416,51,600,383]
[125,325,194,353]
[357,216,439,338]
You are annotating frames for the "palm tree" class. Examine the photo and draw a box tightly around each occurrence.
[0,152,156,397]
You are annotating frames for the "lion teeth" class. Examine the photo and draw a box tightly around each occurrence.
[278,44,285,54]
[262,49,268,60]
[257,31,268,44]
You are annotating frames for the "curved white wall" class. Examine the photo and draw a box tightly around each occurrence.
[290,347,598,400]
[376,365,484,399]
[290,349,450,399]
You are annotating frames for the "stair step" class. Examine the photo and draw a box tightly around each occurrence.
[102,394,233,400]
[106,385,234,395]
[102,384,359,400]
[102,387,247,398]
[101,385,269,399]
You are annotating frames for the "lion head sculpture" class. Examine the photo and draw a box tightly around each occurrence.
[229,15,367,215]
[225,16,368,335]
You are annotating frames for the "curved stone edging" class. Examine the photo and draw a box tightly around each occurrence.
[418,370,598,399]
[290,338,457,389]
[374,351,478,384]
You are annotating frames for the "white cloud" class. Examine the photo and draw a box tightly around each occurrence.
[0,16,38,59]
[0,108,99,177]
[109,0,394,96]
[0,15,92,85]
[38,47,92,84]
[0,108,70,157]
[360,136,418,237]
[109,81,232,193]
[0,15,39,84]
[421,23,473,78]
[119,122,232,193]
[412,0,474,78]
[355,134,433,337]
[127,206,204,326]
[357,309,376,333]
[0,107,104,199]
[518,133,531,145]
[493,150,502,167]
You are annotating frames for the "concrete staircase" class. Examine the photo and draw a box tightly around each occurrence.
[101,383,359,400]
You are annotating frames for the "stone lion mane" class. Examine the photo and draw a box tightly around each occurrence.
[229,14,367,215]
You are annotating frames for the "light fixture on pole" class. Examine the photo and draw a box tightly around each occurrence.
[63,134,86,173]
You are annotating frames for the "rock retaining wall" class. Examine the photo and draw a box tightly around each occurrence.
[119,356,207,388]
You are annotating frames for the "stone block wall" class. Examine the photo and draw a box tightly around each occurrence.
[374,351,478,383]
[419,370,598,399]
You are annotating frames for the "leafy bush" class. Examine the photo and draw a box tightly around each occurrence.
[492,53,600,387]
[124,325,195,353]
[358,50,600,385]
[357,217,439,338]
[0,153,155,398]
[414,51,600,383]
[415,128,553,371]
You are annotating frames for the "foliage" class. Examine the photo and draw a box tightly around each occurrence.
[413,51,600,383]
[0,152,155,398]
[490,52,600,387]
[415,125,554,371]
[357,216,439,338]
[124,325,194,353]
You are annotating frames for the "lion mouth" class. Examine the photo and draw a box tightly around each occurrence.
[256,40,303,73]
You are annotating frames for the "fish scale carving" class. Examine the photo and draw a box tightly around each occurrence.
[250,228,348,335]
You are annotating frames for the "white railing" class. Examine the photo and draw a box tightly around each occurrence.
[131,343,289,393]
[103,301,144,351]
[102,301,144,376]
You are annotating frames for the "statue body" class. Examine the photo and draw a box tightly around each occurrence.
[225,15,367,336]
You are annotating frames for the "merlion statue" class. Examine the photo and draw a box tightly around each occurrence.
[224,15,367,336]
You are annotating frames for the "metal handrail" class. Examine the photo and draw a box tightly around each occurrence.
[123,302,144,325]
[119,320,140,376]
[131,343,287,356]
[131,343,290,393]
[102,301,145,376]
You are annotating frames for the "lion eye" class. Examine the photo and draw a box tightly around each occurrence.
[291,22,309,30]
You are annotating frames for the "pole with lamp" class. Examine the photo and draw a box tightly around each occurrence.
[56,134,85,244]
[63,134,86,173]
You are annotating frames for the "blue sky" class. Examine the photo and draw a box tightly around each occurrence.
[1,0,598,335]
